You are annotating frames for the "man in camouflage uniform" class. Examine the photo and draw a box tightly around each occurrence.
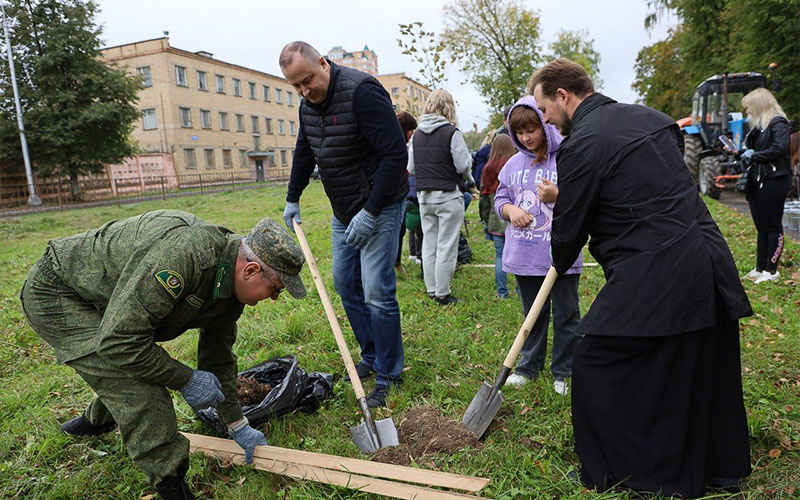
[19,210,306,500]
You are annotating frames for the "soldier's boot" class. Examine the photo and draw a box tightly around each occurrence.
[60,413,117,437]
[155,462,196,500]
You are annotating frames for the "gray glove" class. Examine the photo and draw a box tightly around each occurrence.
[229,418,268,464]
[180,370,224,411]
[283,201,301,231]
[344,209,378,249]
[741,149,755,161]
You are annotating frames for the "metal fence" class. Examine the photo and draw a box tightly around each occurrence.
[1,170,290,217]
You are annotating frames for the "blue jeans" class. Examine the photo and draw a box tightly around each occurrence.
[490,234,508,298]
[331,200,405,385]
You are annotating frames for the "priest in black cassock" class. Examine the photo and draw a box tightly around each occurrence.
[529,58,752,498]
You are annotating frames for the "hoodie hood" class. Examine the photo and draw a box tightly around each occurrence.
[507,95,562,157]
[417,114,454,134]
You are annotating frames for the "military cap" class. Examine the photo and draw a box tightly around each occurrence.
[243,217,306,299]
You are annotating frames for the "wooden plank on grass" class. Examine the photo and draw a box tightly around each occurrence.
[184,432,490,493]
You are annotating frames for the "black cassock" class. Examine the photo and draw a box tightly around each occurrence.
[552,93,752,497]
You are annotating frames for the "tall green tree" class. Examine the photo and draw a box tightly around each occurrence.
[632,28,693,118]
[441,0,543,115]
[0,0,141,197]
[546,29,604,91]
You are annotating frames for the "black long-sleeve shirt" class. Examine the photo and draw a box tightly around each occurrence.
[286,81,408,216]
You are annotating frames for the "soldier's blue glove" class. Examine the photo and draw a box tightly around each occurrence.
[344,209,377,249]
[228,418,267,464]
[180,369,224,411]
[283,201,301,231]
[741,149,755,161]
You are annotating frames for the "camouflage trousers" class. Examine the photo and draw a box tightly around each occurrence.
[20,258,189,486]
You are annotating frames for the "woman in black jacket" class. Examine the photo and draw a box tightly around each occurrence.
[730,88,792,284]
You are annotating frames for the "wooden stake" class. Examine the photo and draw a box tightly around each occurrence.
[184,432,490,494]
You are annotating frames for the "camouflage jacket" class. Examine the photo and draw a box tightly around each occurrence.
[45,210,246,424]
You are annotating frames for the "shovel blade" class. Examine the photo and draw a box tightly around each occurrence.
[350,417,399,454]
[462,381,504,438]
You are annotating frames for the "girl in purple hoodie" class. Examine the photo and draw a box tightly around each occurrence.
[494,95,583,395]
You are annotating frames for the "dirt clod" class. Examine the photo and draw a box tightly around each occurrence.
[236,377,272,406]
[371,407,482,466]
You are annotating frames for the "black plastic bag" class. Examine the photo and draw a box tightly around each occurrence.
[196,356,334,435]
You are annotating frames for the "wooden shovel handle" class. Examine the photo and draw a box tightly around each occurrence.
[292,220,367,400]
[502,266,559,369]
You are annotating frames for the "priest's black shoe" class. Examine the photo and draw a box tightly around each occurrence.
[344,363,374,382]
[61,414,117,437]
[366,384,392,408]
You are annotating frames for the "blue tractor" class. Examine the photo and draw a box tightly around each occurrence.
[680,72,767,199]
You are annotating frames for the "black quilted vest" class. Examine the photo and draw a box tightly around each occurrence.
[299,62,405,224]
[413,124,463,192]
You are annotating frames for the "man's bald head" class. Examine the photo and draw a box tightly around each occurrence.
[279,41,321,69]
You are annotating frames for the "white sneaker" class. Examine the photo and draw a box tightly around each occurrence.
[754,271,780,284]
[553,380,569,396]
[504,373,530,386]
[744,269,763,281]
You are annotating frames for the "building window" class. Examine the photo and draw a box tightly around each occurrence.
[251,115,259,133]
[275,88,282,104]
[204,148,216,168]
[253,135,260,151]
[142,108,157,130]
[280,150,288,165]
[239,149,248,166]
[175,66,188,87]
[184,148,196,168]
[222,149,233,168]
[200,109,211,129]
[197,71,208,91]
[216,74,225,93]
[278,119,285,135]
[287,91,294,106]
[265,117,272,134]
[179,107,192,128]
[219,111,229,130]
[263,85,271,102]
[232,78,241,97]
[137,66,152,87]
[268,148,276,166]
[391,87,399,98]
[235,114,245,132]
[248,82,256,99]
[289,120,296,136]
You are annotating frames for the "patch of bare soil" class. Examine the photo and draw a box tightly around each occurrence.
[371,407,483,466]
[236,377,272,406]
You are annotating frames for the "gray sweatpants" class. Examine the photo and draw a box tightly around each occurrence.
[420,196,464,298]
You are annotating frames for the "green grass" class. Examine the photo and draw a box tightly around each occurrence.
[0,183,798,499]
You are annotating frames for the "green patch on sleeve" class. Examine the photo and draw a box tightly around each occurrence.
[186,294,204,308]
[155,270,184,299]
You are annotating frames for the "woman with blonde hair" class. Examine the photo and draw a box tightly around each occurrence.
[725,88,792,283]
[407,89,475,305]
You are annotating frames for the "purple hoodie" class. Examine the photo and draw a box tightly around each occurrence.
[494,95,583,276]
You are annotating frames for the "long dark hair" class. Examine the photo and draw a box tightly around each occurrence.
[481,135,516,194]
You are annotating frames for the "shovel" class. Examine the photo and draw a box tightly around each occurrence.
[462,266,558,438]
[292,220,399,454]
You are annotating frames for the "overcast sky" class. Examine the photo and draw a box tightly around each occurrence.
[94,0,677,130]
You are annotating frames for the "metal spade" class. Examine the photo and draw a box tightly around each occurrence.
[292,220,399,453]
[462,266,558,438]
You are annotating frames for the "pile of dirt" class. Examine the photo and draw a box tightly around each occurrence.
[371,407,482,466]
[236,377,273,406]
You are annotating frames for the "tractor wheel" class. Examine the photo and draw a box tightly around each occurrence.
[684,135,702,186]
[699,157,721,200]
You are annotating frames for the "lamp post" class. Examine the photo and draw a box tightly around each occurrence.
[1,0,41,206]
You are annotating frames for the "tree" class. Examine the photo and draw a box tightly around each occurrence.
[0,0,141,198]
[441,0,543,115]
[632,27,693,118]
[397,21,452,90]
[546,29,603,91]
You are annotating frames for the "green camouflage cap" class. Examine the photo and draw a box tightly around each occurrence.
[244,216,306,299]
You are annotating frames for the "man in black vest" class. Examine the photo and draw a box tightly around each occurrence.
[530,59,752,497]
[279,42,409,407]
